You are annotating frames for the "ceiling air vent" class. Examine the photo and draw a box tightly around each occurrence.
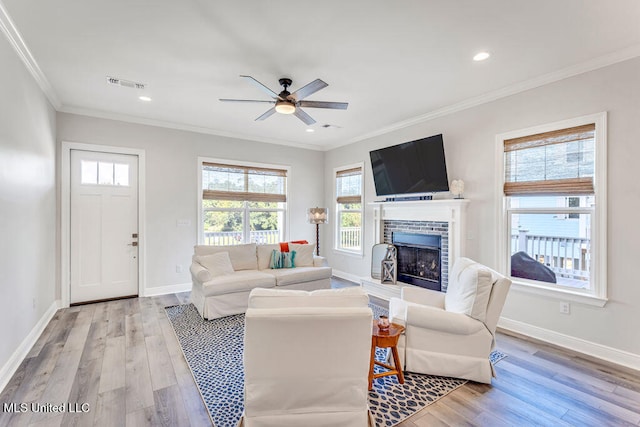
[106,76,146,90]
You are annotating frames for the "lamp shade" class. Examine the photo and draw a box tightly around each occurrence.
[307,207,328,224]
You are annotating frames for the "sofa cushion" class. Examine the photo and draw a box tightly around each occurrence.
[248,286,369,309]
[289,243,315,267]
[269,250,296,269]
[257,244,279,270]
[194,243,258,271]
[195,252,234,277]
[201,270,276,296]
[445,257,495,322]
[266,266,332,286]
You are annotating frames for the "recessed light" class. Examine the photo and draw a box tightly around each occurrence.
[473,52,490,61]
[138,96,152,102]
[305,128,315,133]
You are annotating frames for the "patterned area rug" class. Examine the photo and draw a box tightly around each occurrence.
[165,303,505,427]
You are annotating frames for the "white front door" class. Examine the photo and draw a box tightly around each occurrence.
[70,150,139,304]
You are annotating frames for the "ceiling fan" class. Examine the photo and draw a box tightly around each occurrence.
[219,75,348,125]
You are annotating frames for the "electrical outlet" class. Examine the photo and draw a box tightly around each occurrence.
[176,264,184,273]
[560,301,570,314]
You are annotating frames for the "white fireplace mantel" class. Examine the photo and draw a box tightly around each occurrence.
[367,199,470,298]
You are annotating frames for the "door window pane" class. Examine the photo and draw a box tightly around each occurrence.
[98,162,114,185]
[114,163,129,186]
[81,160,97,184]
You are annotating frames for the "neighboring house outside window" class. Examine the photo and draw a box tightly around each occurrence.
[497,113,607,304]
[199,160,288,245]
[335,164,364,255]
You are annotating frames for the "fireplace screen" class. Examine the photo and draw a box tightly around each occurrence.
[396,245,440,283]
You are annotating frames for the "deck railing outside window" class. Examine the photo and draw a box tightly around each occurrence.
[204,230,280,246]
[340,226,361,251]
[511,231,590,287]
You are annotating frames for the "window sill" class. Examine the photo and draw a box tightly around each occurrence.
[333,248,364,258]
[510,280,608,307]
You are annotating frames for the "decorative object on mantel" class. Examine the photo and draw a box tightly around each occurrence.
[307,207,328,255]
[381,244,397,284]
[371,243,388,280]
[450,179,465,199]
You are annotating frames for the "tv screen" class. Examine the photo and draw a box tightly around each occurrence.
[369,134,449,197]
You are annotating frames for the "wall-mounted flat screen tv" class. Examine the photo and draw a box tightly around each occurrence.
[369,134,449,197]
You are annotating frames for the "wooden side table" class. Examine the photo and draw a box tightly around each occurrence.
[368,321,405,390]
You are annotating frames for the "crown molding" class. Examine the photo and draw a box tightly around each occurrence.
[324,44,640,151]
[58,105,326,151]
[0,1,61,109]
[3,0,639,153]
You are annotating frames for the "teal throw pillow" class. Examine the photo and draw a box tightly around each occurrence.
[269,250,296,269]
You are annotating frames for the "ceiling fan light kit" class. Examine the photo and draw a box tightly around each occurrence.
[275,100,296,114]
[220,75,348,125]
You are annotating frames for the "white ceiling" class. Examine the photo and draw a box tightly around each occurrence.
[3,0,640,150]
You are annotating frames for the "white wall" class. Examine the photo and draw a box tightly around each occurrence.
[56,113,325,293]
[0,34,57,375]
[324,57,640,360]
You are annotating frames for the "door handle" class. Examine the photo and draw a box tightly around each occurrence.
[128,242,138,246]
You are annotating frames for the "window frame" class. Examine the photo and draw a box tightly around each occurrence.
[495,112,607,307]
[334,162,364,257]
[198,157,290,245]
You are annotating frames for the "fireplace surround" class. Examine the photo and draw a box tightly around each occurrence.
[361,199,469,300]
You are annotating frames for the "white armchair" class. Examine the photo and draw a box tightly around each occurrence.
[239,287,375,427]
[389,257,511,384]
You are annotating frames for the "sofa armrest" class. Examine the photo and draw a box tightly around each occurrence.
[313,256,328,267]
[190,262,212,284]
[406,304,484,335]
[401,286,445,308]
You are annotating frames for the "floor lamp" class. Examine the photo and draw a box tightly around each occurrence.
[307,207,328,256]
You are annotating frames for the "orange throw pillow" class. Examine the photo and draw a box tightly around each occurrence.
[279,240,309,252]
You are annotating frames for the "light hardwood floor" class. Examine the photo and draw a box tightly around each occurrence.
[1,285,639,427]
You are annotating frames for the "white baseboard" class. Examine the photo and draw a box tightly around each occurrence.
[144,282,192,297]
[0,300,60,393]
[498,317,640,372]
[331,269,362,285]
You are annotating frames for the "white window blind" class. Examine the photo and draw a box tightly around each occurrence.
[504,124,595,196]
[202,162,287,202]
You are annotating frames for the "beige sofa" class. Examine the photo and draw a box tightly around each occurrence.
[190,243,332,319]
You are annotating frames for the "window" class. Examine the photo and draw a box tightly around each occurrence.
[200,160,288,245]
[81,160,129,186]
[498,113,607,303]
[335,164,363,254]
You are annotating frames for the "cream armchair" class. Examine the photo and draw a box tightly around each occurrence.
[239,287,375,427]
[389,257,511,384]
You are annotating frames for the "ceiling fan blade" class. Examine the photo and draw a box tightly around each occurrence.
[291,79,328,101]
[298,100,348,110]
[255,107,277,121]
[219,99,276,104]
[293,107,316,125]
[240,75,282,100]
